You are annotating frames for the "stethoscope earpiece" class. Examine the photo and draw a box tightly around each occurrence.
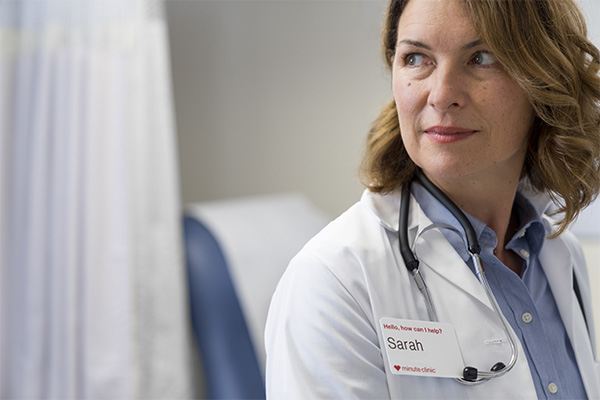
[462,362,506,382]
[463,367,478,382]
[491,362,506,372]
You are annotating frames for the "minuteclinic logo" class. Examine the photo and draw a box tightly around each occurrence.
[394,365,437,374]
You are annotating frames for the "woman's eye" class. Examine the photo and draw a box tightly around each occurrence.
[405,53,425,67]
[470,51,497,66]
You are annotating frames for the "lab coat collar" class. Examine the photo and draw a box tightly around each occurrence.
[360,184,558,236]
[360,188,402,233]
[361,188,495,311]
[359,187,436,235]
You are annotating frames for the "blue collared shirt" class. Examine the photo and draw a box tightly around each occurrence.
[412,182,587,399]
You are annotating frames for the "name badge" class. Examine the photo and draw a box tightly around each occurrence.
[380,317,464,378]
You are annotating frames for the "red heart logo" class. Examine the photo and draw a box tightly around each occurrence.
[394,365,401,371]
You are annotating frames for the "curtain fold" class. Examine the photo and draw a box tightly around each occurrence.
[0,1,195,398]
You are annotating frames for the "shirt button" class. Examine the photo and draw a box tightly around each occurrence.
[547,382,558,394]
[518,230,526,238]
[519,249,530,258]
[521,312,533,324]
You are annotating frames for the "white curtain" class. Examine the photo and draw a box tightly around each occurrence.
[0,1,196,398]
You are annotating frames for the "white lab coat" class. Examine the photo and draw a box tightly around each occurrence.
[265,189,600,399]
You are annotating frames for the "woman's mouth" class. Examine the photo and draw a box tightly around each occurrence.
[424,126,478,143]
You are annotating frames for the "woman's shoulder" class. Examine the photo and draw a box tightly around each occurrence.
[298,189,400,263]
[272,189,403,312]
[265,191,397,400]
[267,190,403,349]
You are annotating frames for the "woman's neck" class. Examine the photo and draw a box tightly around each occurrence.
[426,170,522,266]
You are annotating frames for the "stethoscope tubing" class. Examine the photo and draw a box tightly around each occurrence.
[398,170,518,384]
[468,253,518,382]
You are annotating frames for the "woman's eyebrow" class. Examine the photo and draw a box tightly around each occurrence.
[397,39,431,50]
[397,38,484,50]
[462,39,484,49]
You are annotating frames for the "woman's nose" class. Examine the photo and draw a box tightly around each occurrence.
[427,64,467,111]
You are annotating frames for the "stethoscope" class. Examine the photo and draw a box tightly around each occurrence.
[398,169,518,384]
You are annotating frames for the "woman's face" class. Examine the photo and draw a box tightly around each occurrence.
[392,0,535,185]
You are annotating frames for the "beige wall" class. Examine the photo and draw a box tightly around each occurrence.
[167,0,389,218]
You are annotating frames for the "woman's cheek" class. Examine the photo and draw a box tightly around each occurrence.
[394,80,424,130]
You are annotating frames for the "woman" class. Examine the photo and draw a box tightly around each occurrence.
[265,0,600,398]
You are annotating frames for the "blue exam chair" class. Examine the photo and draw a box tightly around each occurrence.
[183,194,329,399]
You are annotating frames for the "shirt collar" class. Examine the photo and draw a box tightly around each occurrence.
[359,180,555,240]
[508,192,545,258]
[410,182,483,261]
[411,182,545,262]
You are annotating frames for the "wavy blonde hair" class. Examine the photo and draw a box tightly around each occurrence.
[361,0,600,236]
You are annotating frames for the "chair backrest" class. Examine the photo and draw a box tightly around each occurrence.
[183,193,329,399]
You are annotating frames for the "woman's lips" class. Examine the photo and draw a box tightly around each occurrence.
[424,126,478,143]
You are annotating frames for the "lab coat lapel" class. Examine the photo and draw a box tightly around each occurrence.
[408,195,494,312]
[539,232,600,399]
[363,189,503,311]
[539,237,574,344]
